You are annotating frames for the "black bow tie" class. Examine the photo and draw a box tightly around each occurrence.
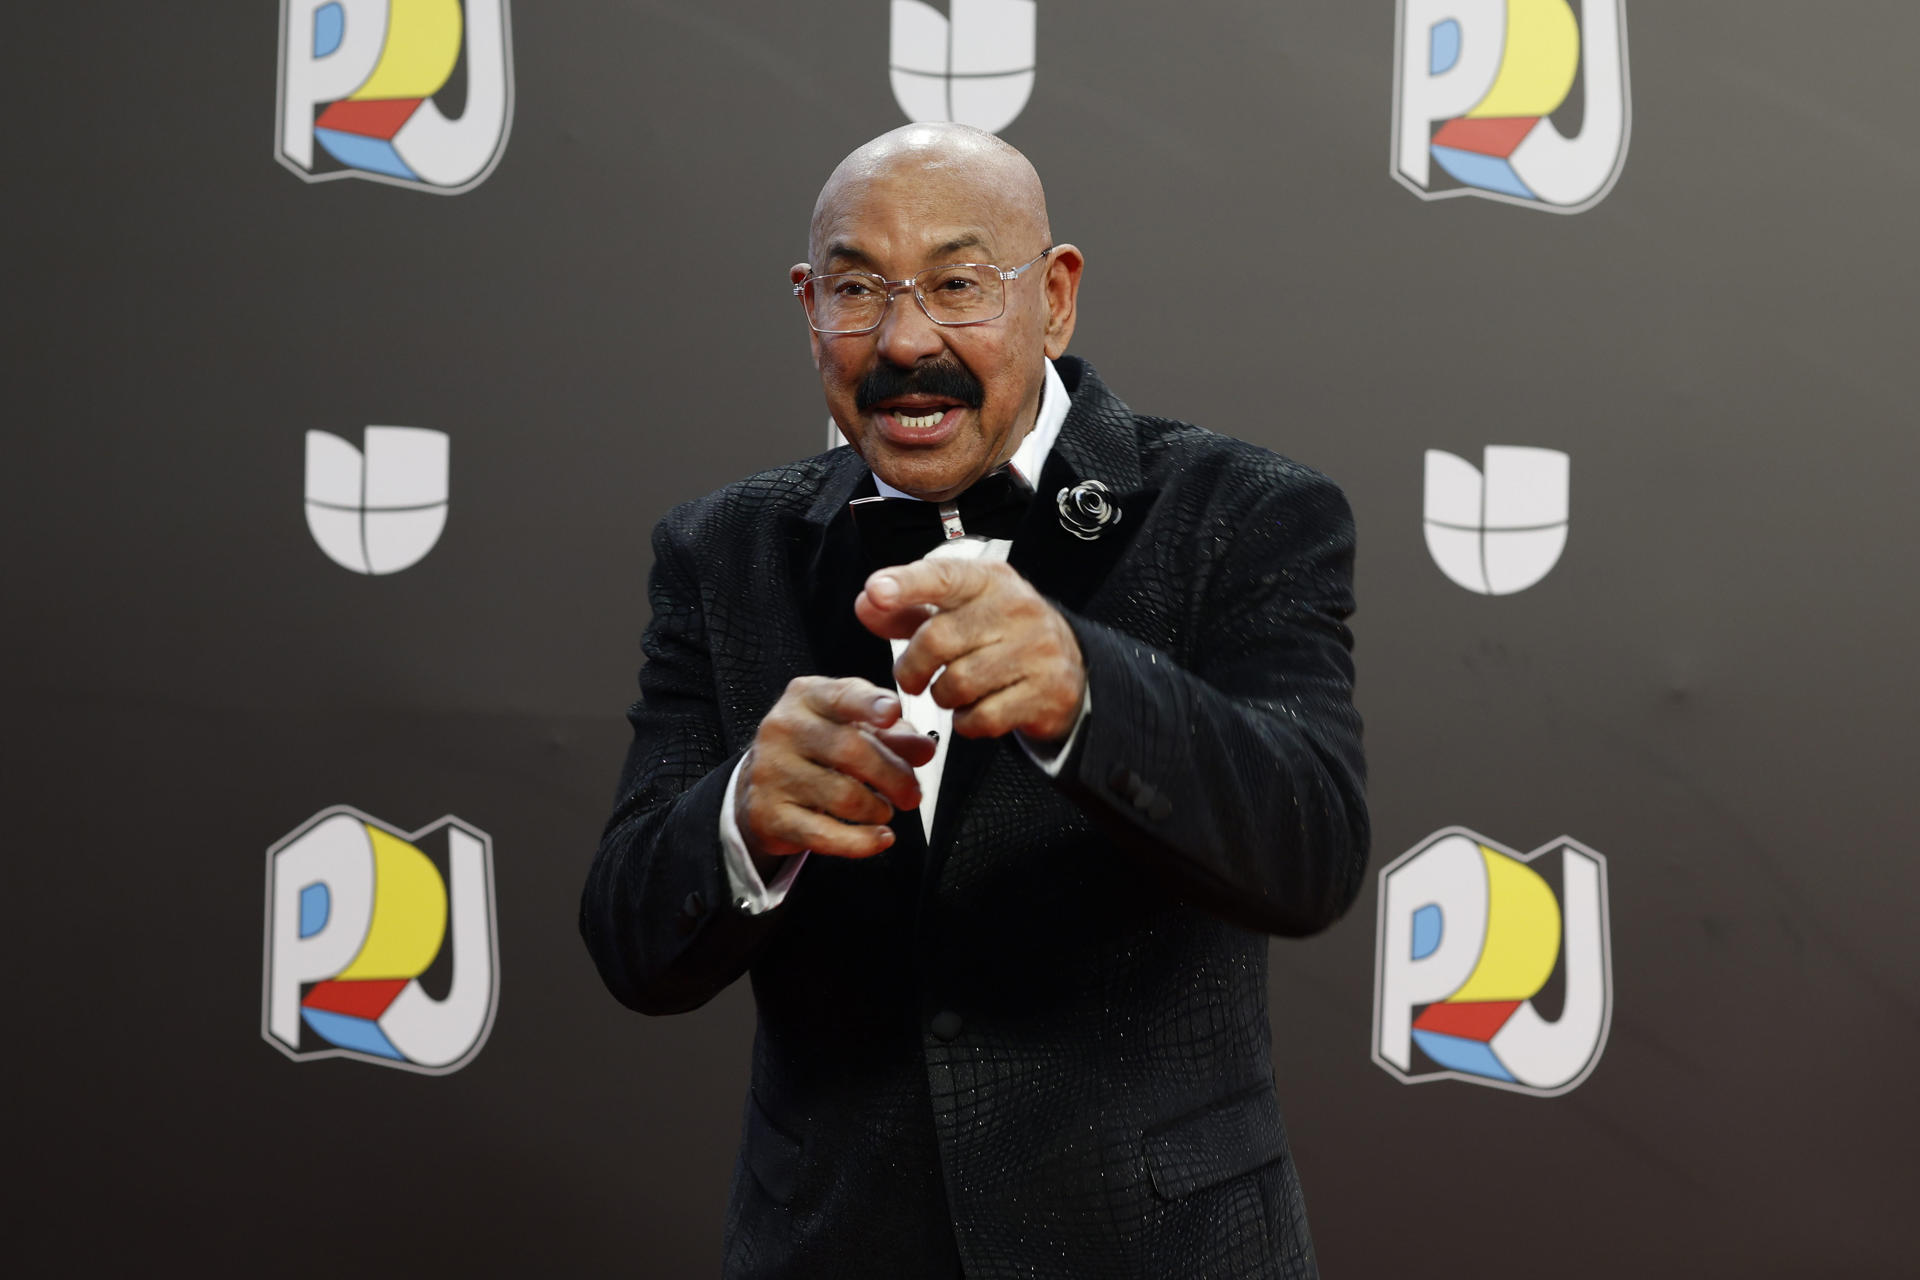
[850,469,1033,569]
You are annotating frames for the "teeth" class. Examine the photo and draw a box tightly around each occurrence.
[895,411,944,429]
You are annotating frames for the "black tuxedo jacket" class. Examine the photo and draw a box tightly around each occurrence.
[581,358,1368,1279]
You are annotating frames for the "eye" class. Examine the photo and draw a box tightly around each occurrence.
[830,278,874,298]
[934,276,980,294]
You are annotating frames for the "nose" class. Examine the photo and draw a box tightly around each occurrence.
[873,284,947,368]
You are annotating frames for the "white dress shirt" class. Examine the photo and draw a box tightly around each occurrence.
[722,358,1086,913]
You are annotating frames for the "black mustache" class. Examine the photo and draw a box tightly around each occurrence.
[856,359,985,414]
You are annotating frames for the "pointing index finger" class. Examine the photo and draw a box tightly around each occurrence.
[863,559,985,613]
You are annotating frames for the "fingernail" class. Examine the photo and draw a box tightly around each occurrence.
[869,574,899,606]
[877,827,895,846]
[871,694,896,718]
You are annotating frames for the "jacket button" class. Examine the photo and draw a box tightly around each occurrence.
[1108,765,1143,799]
[930,1010,964,1041]
[1130,784,1172,820]
[676,891,707,937]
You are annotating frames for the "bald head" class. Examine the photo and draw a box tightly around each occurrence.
[792,124,1082,502]
[809,124,1050,264]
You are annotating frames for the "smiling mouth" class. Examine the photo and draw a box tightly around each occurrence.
[872,402,965,445]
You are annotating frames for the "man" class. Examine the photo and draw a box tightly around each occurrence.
[581,124,1367,1278]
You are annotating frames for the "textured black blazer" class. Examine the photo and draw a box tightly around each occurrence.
[581,358,1368,1279]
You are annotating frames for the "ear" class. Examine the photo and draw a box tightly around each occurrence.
[792,261,823,368]
[1038,245,1083,360]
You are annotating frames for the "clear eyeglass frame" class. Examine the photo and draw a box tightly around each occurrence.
[794,246,1054,335]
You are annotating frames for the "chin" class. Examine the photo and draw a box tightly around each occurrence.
[848,429,959,485]
[876,464,960,500]
[872,454,975,501]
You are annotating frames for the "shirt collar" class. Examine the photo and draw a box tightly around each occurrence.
[872,358,1069,501]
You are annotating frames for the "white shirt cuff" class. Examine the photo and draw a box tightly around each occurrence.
[720,755,807,915]
[1016,684,1091,778]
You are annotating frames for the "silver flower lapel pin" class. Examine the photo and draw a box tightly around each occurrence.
[1056,480,1122,542]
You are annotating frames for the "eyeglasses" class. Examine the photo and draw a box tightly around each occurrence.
[794,247,1053,335]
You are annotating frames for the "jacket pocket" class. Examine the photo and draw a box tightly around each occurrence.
[1142,1085,1291,1201]
[745,1092,802,1206]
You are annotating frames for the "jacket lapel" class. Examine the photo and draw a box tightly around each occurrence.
[791,451,931,863]
[795,455,892,689]
[1007,360,1153,617]
[926,358,1159,864]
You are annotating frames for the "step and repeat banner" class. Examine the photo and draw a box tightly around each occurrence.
[12,3,1917,1275]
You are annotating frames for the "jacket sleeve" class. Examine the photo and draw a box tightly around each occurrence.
[1054,468,1368,937]
[578,515,785,1014]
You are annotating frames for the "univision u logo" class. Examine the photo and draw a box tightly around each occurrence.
[890,0,1037,134]
[305,426,449,576]
[1424,446,1569,595]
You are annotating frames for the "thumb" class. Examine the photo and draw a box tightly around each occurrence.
[873,724,938,768]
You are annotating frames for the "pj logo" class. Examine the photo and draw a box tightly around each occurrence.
[1392,0,1630,212]
[276,0,514,193]
[1373,827,1612,1096]
[263,807,499,1074]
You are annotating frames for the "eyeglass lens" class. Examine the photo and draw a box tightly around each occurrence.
[806,265,1005,332]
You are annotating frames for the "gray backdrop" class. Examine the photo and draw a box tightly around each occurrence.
[11,2,1918,1275]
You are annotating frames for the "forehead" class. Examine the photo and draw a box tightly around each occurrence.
[812,163,1016,270]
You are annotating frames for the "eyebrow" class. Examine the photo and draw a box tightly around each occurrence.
[932,233,989,259]
[821,233,994,274]
[821,242,879,271]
